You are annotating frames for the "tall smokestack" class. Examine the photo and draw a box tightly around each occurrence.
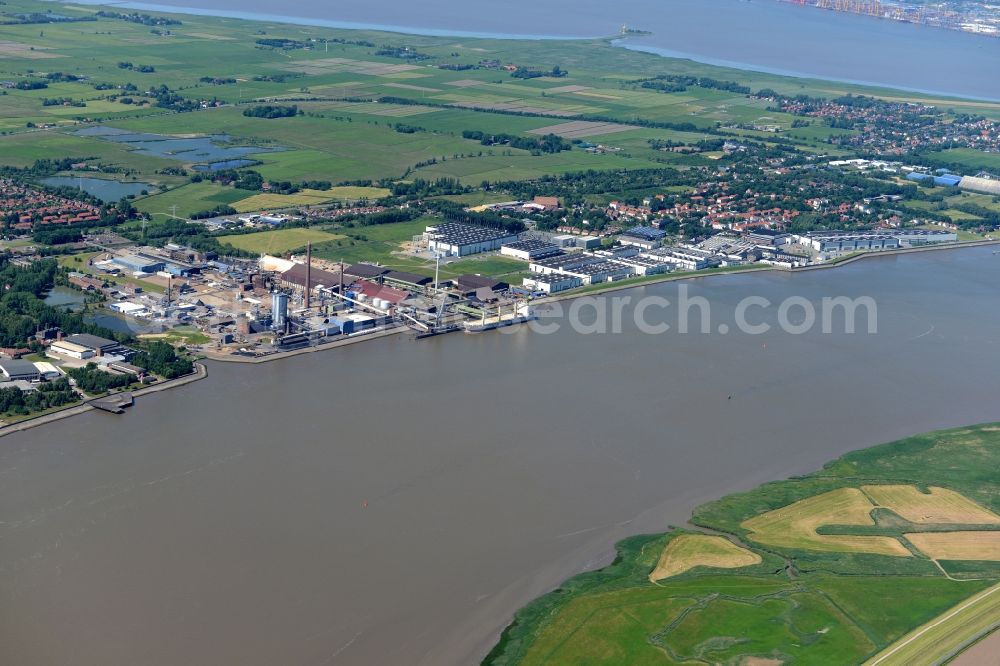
[305,242,312,310]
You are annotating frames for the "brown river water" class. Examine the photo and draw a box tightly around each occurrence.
[3,246,1000,665]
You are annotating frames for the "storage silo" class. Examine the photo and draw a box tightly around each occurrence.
[271,292,289,330]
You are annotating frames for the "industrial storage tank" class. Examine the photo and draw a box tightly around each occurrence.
[271,292,289,330]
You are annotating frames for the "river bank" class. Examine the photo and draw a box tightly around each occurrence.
[546,238,1000,304]
[0,361,207,439]
[5,239,995,437]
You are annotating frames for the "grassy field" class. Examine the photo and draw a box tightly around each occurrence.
[486,423,1000,665]
[135,182,255,219]
[218,228,345,254]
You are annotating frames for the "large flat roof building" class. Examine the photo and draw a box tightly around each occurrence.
[453,274,509,295]
[501,239,563,261]
[48,340,94,360]
[0,359,40,382]
[65,333,122,355]
[383,270,434,288]
[280,263,343,292]
[425,223,519,257]
[112,254,165,274]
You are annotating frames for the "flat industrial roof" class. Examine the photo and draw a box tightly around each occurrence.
[427,222,516,246]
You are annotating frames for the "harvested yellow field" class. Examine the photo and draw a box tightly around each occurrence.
[863,485,1000,525]
[906,531,1000,561]
[232,191,333,213]
[649,534,761,582]
[218,228,344,254]
[326,186,391,200]
[742,488,911,557]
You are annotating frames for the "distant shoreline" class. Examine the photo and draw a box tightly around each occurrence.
[51,0,999,102]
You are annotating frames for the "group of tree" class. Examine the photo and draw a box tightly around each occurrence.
[14,80,47,90]
[461,130,571,154]
[0,377,77,416]
[242,104,300,119]
[41,97,85,107]
[32,228,83,245]
[67,363,132,394]
[374,45,431,60]
[199,76,236,85]
[146,85,202,112]
[131,341,193,379]
[0,257,125,348]
[638,74,750,95]
[95,11,181,26]
[117,61,155,73]
[510,65,567,79]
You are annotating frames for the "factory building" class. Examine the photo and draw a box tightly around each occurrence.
[345,263,389,280]
[593,245,640,260]
[48,340,95,360]
[109,302,149,317]
[425,223,519,257]
[351,281,412,306]
[0,359,41,382]
[280,263,343,292]
[612,255,672,276]
[795,233,900,252]
[64,334,126,357]
[500,239,563,261]
[529,253,601,275]
[522,274,583,294]
[618,226,667,250]
[641,247,720,271]
[452,274,509,296]
[551,234,601,250]
[383,270,434,289]
[959,176,1000,196]
[793,229,955,252]
[112,254,166,274]
[890,229,958,245]
[561,261,634,285]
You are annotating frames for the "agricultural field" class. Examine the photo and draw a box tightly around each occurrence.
[135,182,255,219]
[4,0,997,200]
[742,487,912,557]
[648,534,761,582]
[231,190,337,213]
[486,423,1000,665]
[218,228,345,254]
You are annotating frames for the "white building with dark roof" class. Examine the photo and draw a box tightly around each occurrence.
[425,223,519,257]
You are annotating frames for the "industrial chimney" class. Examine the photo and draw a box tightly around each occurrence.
[305,241,312,310]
